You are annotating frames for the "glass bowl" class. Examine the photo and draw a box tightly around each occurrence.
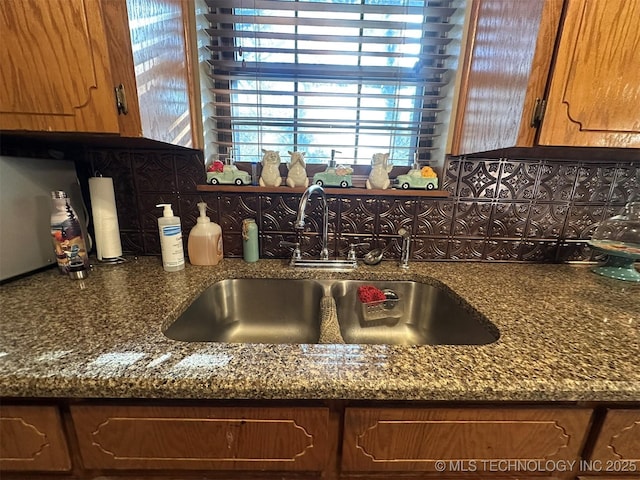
[588,202,640,282]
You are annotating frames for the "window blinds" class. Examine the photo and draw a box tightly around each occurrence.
[204,0,465,165]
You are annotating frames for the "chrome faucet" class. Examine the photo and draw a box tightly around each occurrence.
[398,227,411,269]
[295,184,329,260]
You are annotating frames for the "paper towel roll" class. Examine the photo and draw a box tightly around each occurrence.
[89,177,122,260]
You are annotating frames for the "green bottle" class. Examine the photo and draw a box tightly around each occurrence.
[242,219,259,262]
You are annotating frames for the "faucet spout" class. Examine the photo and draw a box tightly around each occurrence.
[295,185,329,260]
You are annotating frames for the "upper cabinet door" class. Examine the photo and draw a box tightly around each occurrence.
[538,0,640,148]
[0,0,120,133]
[450,0,564,155]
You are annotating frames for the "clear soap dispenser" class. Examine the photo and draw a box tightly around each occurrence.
[156,203,185,272]
[188,202,223,265]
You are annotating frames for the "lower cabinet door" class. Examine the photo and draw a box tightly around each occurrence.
[588,409,640,474]
[70,405,329,471]
[342,407,592,472]
[0,405,71,472]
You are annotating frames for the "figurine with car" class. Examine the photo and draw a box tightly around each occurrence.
[394,163,438,190]
[312,149,353,188]
[206,160,252,185]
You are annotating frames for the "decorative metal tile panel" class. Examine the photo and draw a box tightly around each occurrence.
[447,238,486,260]
[377,198,416,235]
[483,240,522,261]
[526,203,568,239]
[142,231,161,255]
[259,194,300,232]
[219,194,258,233]
[457,160,501,199]
[452,201,492,237]
[223,233,243,257]
[69,146,638,263]
[176,151,206,192]
[440,158,461,194]
[488,202,530,239]
[563,204,607,240]
[611,163,640,204]
[338,197,377,235]
[520,241,558,262]
[413,237,449,260]
[120,231,144,255]
[497,160,539,200]
[573,164,616,203]
[557,241,592,263]
[535,162,578,202]
[132,151,177,192]
[415,200,455,236]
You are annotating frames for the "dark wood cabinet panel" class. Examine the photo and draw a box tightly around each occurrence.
[70,405,329,471]
[0,405,71,472]
[539,0,640,148]
[0,0,119,134]
[452,0,640,154]
[342,407,592,472]
[589,409,640,465]
[0,0,197,148]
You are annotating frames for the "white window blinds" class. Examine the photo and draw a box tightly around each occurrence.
[204,0,466,165]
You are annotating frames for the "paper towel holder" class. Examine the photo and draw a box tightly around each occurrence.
[89,173,127,265]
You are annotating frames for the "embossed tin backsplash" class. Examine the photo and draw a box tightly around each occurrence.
[80,148,638,263]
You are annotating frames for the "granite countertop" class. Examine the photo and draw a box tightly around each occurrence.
[0,257,638,402]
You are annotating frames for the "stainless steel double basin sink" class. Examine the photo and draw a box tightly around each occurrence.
[163,278,499,346]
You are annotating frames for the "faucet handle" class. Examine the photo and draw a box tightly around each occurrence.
[280,240,302,260]
[347,242,370,261]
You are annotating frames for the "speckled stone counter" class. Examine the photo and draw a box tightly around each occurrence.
[0,257,638,402]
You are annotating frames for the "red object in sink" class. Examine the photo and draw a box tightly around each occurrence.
[357,285,386,303]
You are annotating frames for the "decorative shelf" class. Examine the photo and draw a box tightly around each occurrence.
[196,184,450,198]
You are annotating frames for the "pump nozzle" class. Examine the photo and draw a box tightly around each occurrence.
[156,203,174,217]
[330,149,342,167]
[196,202,211,223]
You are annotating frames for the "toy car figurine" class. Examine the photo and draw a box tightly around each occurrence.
[394,166,438,190]
[206,161,252,186]
[312,165,353,188]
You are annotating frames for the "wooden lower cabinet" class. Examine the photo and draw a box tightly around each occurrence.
[586,409,640,478]
[70,405,329,472]
[0,405,71,472]
[342,407,593,474]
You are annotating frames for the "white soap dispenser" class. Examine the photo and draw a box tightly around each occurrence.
[156,203,185,272]
[188,202,223,266]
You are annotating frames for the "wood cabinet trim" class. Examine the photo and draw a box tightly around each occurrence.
[342,407,593,472]
[590,409,640,463]
[539,0,640,147]
[70,405,329,471]
[0,405,72,472]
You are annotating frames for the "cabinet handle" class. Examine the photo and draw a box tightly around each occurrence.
[114,84,128,115]
[530,97,546,128]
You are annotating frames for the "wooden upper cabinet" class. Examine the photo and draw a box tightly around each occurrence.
[451,0,564,155]
[0,405,72,472]
[0,0,198,148]
[0,0,119,134]
[539,0,640,148]
[451,0,640,154]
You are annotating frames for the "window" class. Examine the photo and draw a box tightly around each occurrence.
[203,0,466,166]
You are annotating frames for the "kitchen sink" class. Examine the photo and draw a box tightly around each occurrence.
[330,280,499,345]
[163,278,325,344]
[163,278,499,346]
